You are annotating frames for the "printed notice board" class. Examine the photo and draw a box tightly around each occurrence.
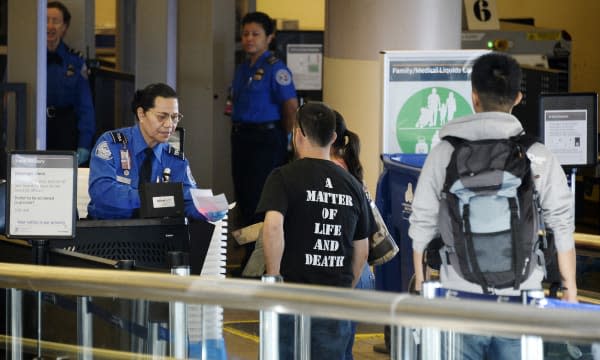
[381,50,489,154]
[539,92,598,167]
[7,151,77,239]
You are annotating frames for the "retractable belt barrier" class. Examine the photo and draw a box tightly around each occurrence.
[43,293,170,341]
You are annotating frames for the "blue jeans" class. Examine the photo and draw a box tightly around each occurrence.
[345,264,375,360]
[279,314,352,360]
[450,334,521,360]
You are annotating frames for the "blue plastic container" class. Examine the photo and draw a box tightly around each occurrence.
[374,154,427,293]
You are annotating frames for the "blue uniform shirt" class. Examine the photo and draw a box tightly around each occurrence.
[231,50,297,123]
[87,125,203,220]
[47,41,95,149]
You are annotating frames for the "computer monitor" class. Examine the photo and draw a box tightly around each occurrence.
[6,151,77,239]
[538,93,598,167]
[168,127,185,153]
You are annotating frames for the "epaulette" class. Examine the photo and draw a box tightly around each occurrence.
[109,131,128,145]
[266,55,280,65]
[66,45,85,59]
[167,145,185,160]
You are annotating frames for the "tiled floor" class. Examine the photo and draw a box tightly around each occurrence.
[223,308,390,360]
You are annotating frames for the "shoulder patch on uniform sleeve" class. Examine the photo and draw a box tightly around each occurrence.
[109,131,128,145]
[95,141,112,160]
[186,165,197,186]
[267,55,280,65]
[275,68,292,86]
[67,46,84,59]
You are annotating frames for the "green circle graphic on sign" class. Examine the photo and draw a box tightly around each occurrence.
[396,87,473,153]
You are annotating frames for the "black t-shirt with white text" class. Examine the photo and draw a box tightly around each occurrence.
[256,158,373,287]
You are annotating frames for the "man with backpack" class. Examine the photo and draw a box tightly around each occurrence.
[409,52,577,358]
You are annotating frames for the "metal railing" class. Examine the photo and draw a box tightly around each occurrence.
[1,262,600,344]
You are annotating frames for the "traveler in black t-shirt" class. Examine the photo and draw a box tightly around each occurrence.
[256,102,373,359]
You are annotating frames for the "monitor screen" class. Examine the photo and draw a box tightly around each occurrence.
[538,93,598,167]
[6,151,77,239]
[168,126,185,153]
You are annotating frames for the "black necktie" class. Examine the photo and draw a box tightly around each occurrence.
[138,148,154,187]
[47,51,63,65]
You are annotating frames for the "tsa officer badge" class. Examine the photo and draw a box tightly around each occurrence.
[253,68,264,81]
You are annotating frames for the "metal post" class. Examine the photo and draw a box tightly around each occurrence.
[31,239,48,360]
[148,322,167,359]
[422,281,442,360]
[259,275,282,360]
[297,315,311,360]
[169,252,190,359]
[77,296,93,360]
[521,289,545,360]
[9,289,23,360]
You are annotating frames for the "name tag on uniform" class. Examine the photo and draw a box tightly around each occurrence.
[152,196,176,208]
[116,175,131,185]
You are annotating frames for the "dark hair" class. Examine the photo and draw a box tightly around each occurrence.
[297,102,336,147]
[47,1,71,27]
[241,11,275,36]
[131,83,177,120]
[471,52,522,111]
[332,111,364,182]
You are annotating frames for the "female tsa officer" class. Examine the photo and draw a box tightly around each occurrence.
[230,11,299,232]
[87,83,221,221]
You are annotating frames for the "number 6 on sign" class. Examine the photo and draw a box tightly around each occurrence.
[464,0,500,30]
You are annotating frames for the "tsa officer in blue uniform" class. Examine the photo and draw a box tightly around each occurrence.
[230,11,298,230]
[87,83,212,221]
[46,1,95,165]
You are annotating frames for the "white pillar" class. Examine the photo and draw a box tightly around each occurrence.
[323,0,462,191]
[7,0,46,149]
[135,0,177,88]
[177,0,235,197]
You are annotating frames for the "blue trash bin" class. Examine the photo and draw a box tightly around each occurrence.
[374,154,426,293]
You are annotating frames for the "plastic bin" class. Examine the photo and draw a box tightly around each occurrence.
[374,154,427,293]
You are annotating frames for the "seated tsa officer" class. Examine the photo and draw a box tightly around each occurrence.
[87,83,215,221]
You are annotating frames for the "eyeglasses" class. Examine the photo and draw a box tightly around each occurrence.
[150,110,183,125]
[296,103,307,136]
[47,18,64,26]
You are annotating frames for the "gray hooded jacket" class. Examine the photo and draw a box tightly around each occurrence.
[408,111,575,294]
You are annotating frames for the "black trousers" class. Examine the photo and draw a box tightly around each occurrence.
[231,123,287,228]
[46,106,78,151]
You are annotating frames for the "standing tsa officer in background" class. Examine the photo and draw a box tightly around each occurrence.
[46,1,95,165]
[229,11,298,269]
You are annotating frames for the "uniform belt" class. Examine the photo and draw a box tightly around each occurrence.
[46,106,74,119]
[232,120,279,131]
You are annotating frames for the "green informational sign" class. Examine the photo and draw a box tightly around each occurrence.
[381,50,489,154]
[396,86,473,154]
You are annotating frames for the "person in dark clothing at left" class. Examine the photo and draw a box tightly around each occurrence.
[46,1,95,166]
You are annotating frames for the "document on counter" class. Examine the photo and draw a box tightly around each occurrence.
[190,189,232,219]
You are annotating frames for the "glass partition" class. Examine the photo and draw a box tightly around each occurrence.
[1,262,600,360]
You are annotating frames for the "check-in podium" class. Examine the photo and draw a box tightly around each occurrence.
[0,216,216,357]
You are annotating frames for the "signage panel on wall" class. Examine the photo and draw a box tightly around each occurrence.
[380,50,489,154]
[6,151,77,239]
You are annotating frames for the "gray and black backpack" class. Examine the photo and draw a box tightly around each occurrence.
[438,134,546,294]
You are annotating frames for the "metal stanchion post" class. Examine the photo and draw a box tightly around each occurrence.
[9,288,23,360]
[422,281,442,360]
[297,315,311,360]
[77,296,93,360]
[260,275,282,360]
[168,252,190,359]
[521,289,545,360]
[31,239,49,360]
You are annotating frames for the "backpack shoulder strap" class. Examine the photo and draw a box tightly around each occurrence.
[441,135,465,149]
[511,132,538,150]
